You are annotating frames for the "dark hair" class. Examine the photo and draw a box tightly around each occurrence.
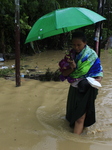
[72,31,87,43]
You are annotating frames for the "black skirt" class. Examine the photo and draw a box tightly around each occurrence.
[66,84,98,127]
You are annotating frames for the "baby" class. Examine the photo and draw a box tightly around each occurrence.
[59,52,74,71]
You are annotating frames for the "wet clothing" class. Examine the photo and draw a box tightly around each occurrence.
[66,83,98,127]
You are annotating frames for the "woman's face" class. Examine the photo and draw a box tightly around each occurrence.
[72,38,86,54]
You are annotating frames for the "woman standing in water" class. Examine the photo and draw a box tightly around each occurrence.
[59,31,103,135]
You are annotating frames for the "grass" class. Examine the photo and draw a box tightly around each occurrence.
[0,68,14,77]
[0,67,61,82]
[108,49,112,54]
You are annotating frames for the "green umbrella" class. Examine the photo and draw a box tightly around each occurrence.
[25,7,106,43]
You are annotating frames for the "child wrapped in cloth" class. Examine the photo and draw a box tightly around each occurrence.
[59,31,103,135]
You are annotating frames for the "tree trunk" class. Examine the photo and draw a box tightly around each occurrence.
[1,29,5,54]
[94,0,105,57]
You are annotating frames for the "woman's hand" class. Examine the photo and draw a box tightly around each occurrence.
[61,60,76,77]
[95,76,102,83]
[67,60,76,69]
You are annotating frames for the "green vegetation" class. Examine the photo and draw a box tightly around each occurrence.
[0,0,112,55]
[38,68,61,81]
[108,49,112,54]
[0,67,61,81]
[0,68,14,77]
[24,68,61,81]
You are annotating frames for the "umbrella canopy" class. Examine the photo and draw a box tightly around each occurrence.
[25,7,106,43]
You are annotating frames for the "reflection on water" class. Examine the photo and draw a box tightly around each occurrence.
[36,50,112,144]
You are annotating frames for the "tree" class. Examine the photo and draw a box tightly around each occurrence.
[0,0,15,54]
[0,0,110,55]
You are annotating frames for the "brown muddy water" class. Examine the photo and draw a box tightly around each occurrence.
[0,50,112,150]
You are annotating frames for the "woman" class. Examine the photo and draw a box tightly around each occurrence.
[59,31,103,135]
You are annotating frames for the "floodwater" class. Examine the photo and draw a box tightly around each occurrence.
[0,50,112,150]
